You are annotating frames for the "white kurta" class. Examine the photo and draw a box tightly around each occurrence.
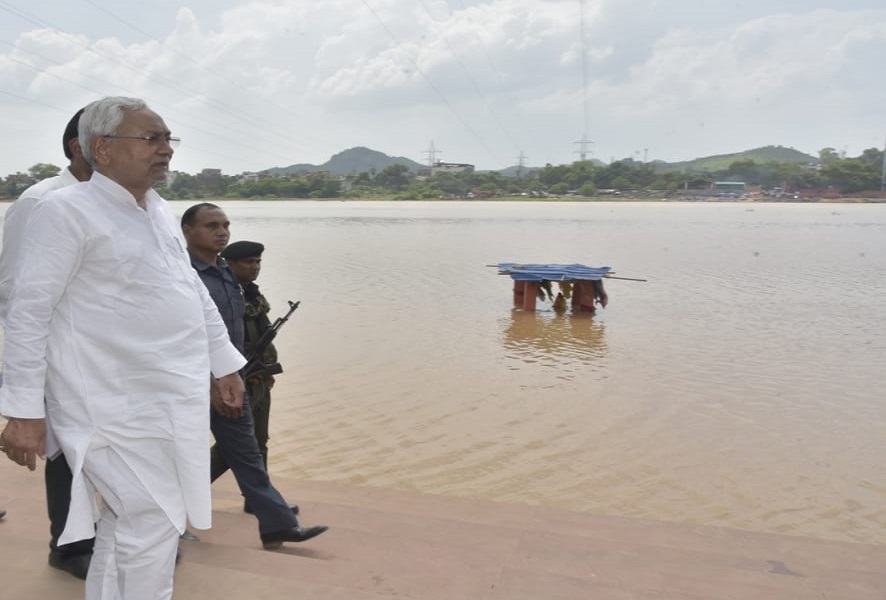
[0,167,80,325]
[0,167,82,458]
[0,172,245,544]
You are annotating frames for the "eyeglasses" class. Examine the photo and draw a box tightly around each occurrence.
[103,134,180,148]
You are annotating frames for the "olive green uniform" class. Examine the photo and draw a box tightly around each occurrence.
[242,282,278,468]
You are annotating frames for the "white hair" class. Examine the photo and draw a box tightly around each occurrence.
[79,96,148,166]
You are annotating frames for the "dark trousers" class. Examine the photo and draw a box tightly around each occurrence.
[209,395,296,535]
[45,453,94,556]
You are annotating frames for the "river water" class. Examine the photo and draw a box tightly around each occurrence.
[8,199,886,544]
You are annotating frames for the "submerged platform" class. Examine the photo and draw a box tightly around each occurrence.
[496,262,611,312]
[496,263,612,281]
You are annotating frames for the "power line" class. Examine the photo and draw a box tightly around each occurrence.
[577,0,591,163]
[515,151,527,178]
[0,0,316,166]
[360,0,498,161]
[75,0,320,145]
[0,1,322,170]
[416,0,521,161]
[423,140,441,166]
[574,135,593,161]
[1,1,541,173]
[0,40,301,167]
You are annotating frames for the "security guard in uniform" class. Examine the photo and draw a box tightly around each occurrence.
[217,241,278,501]
[182,204,325,547]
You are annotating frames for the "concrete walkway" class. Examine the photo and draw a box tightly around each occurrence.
[2,459,885,599]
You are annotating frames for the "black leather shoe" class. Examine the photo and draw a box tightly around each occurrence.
[48,551,91,580]
[244,502,299,515]
[180,530,200,541]
[0,509,5,519]
[260,524,328,549]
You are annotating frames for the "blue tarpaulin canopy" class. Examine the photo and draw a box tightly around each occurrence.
[497,263,612,282]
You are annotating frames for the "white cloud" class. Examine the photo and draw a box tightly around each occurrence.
[0,0,884,175]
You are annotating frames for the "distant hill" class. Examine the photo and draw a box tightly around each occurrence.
[497,165,540,178]
[497,157,606,177]
[260,144,820,178]
[653,145,818,173]
[264,146,425,176]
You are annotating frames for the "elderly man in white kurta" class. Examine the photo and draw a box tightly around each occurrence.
[0,96,245,600]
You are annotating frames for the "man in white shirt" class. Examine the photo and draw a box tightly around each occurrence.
[0,96,245,600]
[0,107,95,580]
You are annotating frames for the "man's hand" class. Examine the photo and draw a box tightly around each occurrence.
[210,373,245,419]
[597,291,609,309]
[0,417,46,471]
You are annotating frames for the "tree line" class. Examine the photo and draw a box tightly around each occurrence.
[2,146,884,201]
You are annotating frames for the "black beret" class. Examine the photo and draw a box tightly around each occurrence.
[63,108,86,160]
[221,240,265,259]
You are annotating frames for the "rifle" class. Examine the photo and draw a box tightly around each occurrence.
[241,300,300,380]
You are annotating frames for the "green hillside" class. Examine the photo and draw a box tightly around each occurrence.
[265,146,424,176]
[653,145,818,173]
[262,144,820,178]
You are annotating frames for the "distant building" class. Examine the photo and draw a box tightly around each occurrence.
[197,168,222,185]
[713,181,746,192]
[339,175,357,192]
[417,161,476,178]
[712,181,746,199]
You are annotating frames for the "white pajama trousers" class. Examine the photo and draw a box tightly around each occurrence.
[81,447,180,600]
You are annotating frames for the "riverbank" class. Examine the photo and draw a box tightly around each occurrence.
[244,194,886,203]
[2,459,885,599]
[3,194,885,203]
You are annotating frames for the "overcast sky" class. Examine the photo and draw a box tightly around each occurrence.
[1,0,885,175]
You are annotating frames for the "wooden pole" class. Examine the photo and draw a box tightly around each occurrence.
[522,281,538,311]
[603,275,647,282]
[572,280,597,314]
[512,280,525,307]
